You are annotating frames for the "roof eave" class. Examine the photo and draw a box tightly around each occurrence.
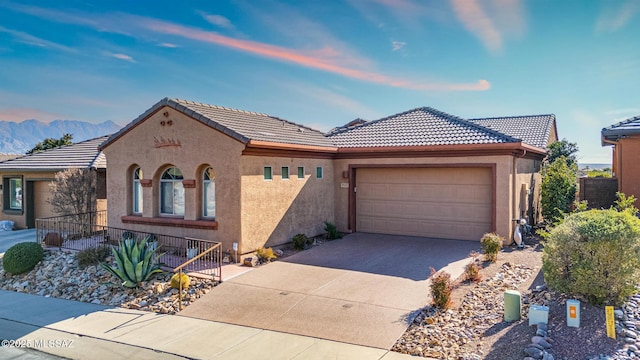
[246,140,338,153]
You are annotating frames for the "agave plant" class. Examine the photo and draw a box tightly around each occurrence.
[102,236,164,288]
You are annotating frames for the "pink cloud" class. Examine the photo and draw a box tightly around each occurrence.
[139,18,489,91]
[108,53,135,62]
[450,0,502,52]
[0,108,64,122]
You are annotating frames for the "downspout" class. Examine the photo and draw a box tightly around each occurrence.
[512,149,527,235]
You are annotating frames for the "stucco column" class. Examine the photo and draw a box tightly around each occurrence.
[183,179,197,221]
[141,179,154,218]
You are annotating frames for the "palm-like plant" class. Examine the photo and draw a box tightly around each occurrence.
[101,236,164,288]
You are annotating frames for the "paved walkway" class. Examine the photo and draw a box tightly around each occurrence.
[180,233,478,349]
[0,228,37,254]
[0,290,416,360]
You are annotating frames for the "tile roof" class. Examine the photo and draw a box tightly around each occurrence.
[327,107,520,148]
[0,136,108,171]
[101,98,334,149]
[602,115,640,142]
[468,114,556,149]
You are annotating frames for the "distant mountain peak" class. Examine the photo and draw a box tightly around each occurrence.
[0,119,122,154]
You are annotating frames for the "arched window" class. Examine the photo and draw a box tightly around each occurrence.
[133,168,143,214]
[160,167,184,216]
[203,167,215,218]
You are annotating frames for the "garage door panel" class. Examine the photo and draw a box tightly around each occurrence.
[356,167,492,241]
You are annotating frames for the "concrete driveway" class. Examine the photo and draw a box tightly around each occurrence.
[0,228,36,254]
[179,233,479,349]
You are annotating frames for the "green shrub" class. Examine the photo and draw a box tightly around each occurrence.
[614,192,638,216]
[542,209,640,305]
[256,247,277,263]
[2,242,44,275]
[430,268,453,309]
[101,237,164,288]
[77,246,111,268]
[292,233,312,250]
[480,233,503,262]
[169,272,190,289]
[541,156,578,223]
[324,221,341,240]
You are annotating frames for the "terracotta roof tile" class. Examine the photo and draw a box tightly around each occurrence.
[327,107,519,147]
[468,114,556,149]
[0,136,109,171]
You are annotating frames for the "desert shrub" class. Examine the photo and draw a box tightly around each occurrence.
[464,261,482,283]
[292,233,313,250]
[169,272,190,289]
[3,242,44,274]
[101,237,164,288]
[256,247,277,263]
[77,246,111,268]
[480,233,503,262]
[430,267,453,309]
[542,209,640,305]
[324,221,341,240]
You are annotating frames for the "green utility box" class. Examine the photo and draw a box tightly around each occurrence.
[504,290,521,322]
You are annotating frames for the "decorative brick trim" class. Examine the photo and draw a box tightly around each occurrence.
[140,179,152,187]
[121,215,218,230]
[182,179,196,188]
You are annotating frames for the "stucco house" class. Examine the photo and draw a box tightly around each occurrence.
[0,136,108,229]
[99,98,557,256]
[602,115,640,200]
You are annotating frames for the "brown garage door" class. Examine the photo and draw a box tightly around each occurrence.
[356,167,492,241]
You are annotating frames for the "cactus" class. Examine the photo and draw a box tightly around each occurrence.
[169,272,190,289]
[101,237,164,288]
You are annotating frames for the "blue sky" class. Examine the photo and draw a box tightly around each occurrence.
[0,1,638,163]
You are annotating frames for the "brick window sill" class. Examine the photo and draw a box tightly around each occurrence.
[121,215,218,230]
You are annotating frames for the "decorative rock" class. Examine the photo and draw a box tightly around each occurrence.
[524,346,544,359]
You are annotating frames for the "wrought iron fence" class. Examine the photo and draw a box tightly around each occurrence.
[35,214,221,281]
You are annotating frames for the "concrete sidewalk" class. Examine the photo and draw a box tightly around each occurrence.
[0,290,417,360]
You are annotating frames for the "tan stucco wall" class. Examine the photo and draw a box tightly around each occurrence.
[333,155,518,242]
[0,171,57,229]
[240,156,334,253]
[616,136,640,201]
[515,158,543,225]
[101,107,245,253]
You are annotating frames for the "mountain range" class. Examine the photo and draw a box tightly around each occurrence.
[0,119,122,154]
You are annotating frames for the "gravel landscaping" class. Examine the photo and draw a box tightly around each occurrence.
[0,249,217,314]
[392,237,640,360]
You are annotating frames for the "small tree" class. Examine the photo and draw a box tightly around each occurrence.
[541,156,578,223]
[48,168,97,216]
[546,138,578,166]
[27,133,73,154]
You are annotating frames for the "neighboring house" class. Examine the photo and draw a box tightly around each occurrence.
[602,115,640,200]
[0,136,108,229]
[99,98,557,256]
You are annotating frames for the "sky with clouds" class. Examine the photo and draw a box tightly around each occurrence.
[0,0,638,163]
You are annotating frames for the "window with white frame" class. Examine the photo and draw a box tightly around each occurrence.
[281,166,289,180]
[160,167,184,216]
[297,166,304,179]
[133,168,143,214]
[203,167,215,218]
[316,166,323,179]
[264,166,272,180]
